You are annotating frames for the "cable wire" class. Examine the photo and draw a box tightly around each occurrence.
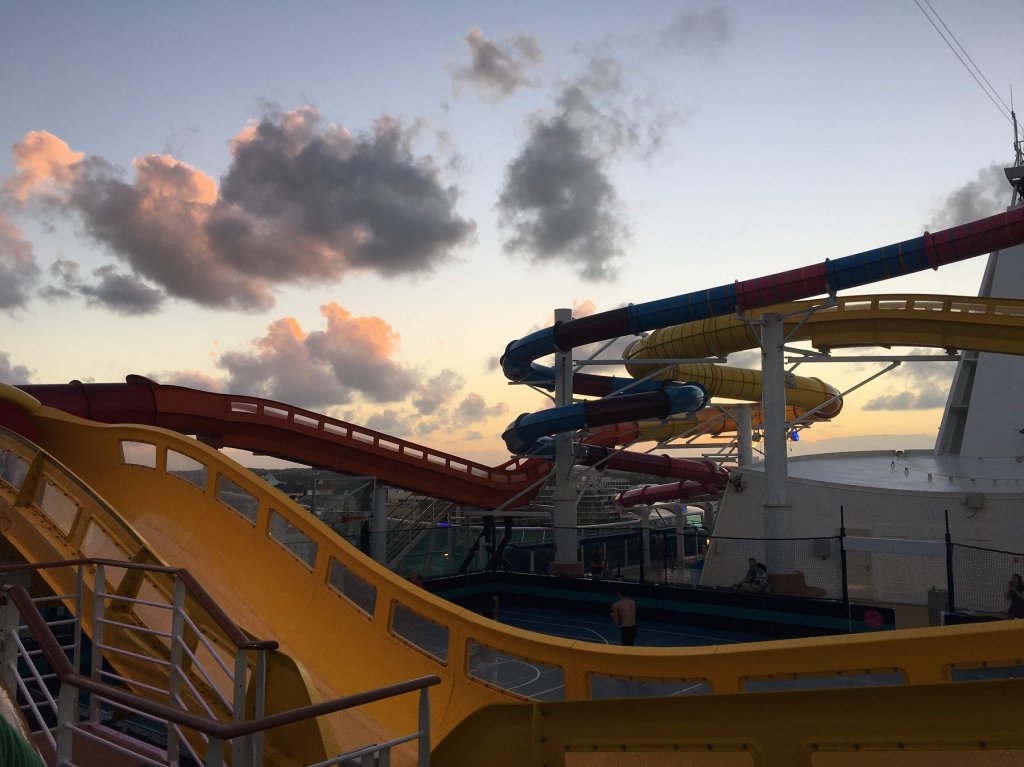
[912,0,1015,128]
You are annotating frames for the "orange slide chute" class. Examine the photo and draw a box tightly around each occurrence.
[585,404,814,447]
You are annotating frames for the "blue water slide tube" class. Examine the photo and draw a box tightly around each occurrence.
[500,206,1024,454]
[502,383,707,455]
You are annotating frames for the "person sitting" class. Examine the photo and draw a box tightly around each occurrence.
[739,562,770,593]
[733,558,758,589]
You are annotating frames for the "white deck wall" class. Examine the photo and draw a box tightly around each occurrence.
[707,452,1024,609]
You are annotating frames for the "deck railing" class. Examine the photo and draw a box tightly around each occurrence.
[0,560,439,767]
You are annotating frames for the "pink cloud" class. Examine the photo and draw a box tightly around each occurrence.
[3,131,84,203]
[214,302,420,408]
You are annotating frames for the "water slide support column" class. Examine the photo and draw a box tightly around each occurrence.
[641,507,651,579]
[761,313,789,507]
[371,485,388,564]
[737,404,753,466]
[552,308,579,567]
[675,508,685,567]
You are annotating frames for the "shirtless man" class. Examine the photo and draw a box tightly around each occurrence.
[610,586,637,646]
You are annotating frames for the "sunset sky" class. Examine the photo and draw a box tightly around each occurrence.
[2,1,1021,467]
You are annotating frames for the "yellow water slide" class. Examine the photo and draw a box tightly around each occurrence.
[617,293,1024,444]
[4,382,1024,764]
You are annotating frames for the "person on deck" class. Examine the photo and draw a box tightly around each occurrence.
[1006,573,1024,618]
[733,558,758,589]
[740,562,770,594]
[610,586,637,645]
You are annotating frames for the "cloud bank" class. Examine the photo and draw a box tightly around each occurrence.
[3,108,475,313]
[153,302,506,443]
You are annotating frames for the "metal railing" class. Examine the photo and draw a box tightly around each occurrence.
[386,496,455,567]
[0,559,439,767]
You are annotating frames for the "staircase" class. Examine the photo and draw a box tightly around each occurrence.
[386,494,455,567]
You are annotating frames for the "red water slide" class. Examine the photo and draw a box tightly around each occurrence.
[18,376,551,508]
[15,376,728,508]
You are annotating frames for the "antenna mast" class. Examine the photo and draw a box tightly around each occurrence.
[1010,89,1024,207]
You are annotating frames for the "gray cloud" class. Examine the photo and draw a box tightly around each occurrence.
[44,150,276,311]
[928,163,1009,229]
[0,210,41,311]
[217,324,345,409]
[862,352,955,411]
[144,301,508,444]
[216,302,420,410]
[417,420,441,437]
[365,409,413,437]
[79,265,164,315]
[40,259,163,315]
[5,110,475,313]
[450,28,542,99]
[452,392,507,427]
[862,388,947,411]
[412,369,465,415]
[214,109,475,280]
[0,351,34,384]
[498,57,649,281]
[658,6,733,56]
[305,319,420,404]
[499,115,626,280]
[38,259,80,301]
[497,54,680,281]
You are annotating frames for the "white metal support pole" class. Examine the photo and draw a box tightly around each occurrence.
[761,313,789,507]
[371,485,388,564]
[552,308,578,567]
[736,403,753,466]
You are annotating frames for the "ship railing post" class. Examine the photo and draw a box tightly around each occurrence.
[56,679,76,763]
[839,505,849,612]
[73,564,84,683]
[231,645,256,766]
[418,685,432,766]
[167,576,187,765]
[89,562,106,725]
[944,510,956,614]
[205,737,225,767]
[250,647,267,766]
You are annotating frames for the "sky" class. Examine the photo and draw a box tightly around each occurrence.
[1,1,1022,468]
